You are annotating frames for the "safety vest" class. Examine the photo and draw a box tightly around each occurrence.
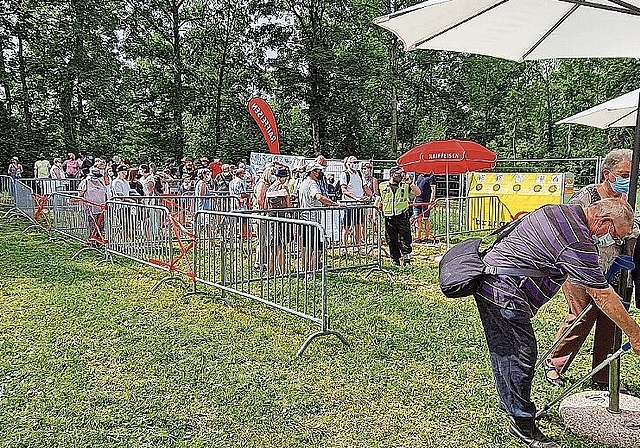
[379,181,410,217]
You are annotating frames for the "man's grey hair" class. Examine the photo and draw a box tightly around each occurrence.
[602,149,632,174]
[592,197,634,224]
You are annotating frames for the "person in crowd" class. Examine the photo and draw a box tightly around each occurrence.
[33,154,51,195]
[265,167,292,275]
[288,167,305,205]
[361,161,380,242]
[315,155,330,197]
[229,167,251,237]
[298,163,338,272]
[340,156,372,253]
[545,149,636,389]
[62,153,81,178]
[183,159,196,179]
[240,157,256,187]
[378,166,421,266]
[8,156,23,180]
[34,154,51,179]
[474,198,640,448]
[139,164,156,199]
[111,165,131,198]
[109,155,122,179]
[209,157,222,179]
[326,173,337,200]
[213,164,233,193]
[252,166,275,271]
[94,158,111,186]
[49,158,66,194]
[413,170,437,243]
[78,152,94,177]
[78,167,109,244]
[198,156,209,169]
[195,168,213,212]
[178,174,194,195]
[230,167,250,208]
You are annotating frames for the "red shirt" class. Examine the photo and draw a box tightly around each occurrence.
[209,161,222,178]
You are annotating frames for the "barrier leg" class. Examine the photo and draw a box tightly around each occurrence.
[296,329,349,357]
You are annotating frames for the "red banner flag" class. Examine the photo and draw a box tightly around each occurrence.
[248,98,280,154]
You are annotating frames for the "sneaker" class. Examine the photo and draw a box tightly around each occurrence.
[402,255,411,265]
[392,259,401,266]
[508,417,564,448]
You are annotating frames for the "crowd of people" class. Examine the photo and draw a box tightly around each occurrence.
[6,152,440,260]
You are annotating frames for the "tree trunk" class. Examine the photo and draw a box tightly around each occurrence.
[16,22,31,134]
[171,1,184,159]
[0,39,12,114]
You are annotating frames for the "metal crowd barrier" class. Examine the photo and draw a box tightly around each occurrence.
[158,194,241,231]
[19,177,82,196]
[192,210,348,356]
[245,202,389,275]
[429,195,512,239]
[51,192,109,258]
[104,199,174,272]
[0,175,14,208]
[11,179,35,221]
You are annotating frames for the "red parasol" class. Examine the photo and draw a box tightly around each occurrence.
[397,139,496,175]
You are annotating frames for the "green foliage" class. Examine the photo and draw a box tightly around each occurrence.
[2,0,640,173]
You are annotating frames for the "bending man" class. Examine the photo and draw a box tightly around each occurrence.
[473,198,640,448]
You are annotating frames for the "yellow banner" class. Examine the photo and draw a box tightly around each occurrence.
[467,172,574,229]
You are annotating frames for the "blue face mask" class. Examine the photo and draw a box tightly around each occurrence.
[611,176,630,194]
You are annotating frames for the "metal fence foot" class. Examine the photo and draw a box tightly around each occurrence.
[151,275,188,293]
[181,290,232,307]
[72,246,95,259]
[365,266,393,282]
[296,330,349,357]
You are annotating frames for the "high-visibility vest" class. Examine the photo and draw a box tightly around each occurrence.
[379,181,410,217]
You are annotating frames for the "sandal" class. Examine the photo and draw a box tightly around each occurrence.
[543,359,565,388]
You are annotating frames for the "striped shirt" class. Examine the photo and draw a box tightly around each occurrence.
[477,204,607,317]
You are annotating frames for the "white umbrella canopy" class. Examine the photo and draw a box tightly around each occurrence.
[556,88,640,128]
[374,0,640,62]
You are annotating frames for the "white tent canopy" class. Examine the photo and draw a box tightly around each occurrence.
[374,0,640,62]
[556,88,640,129]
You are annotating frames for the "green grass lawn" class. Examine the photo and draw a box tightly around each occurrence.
[1,218,639,447]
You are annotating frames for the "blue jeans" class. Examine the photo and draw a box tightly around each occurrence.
[474,295,538,418]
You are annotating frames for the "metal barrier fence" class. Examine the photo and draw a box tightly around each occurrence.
[18,177,83,196]
[193,210,348,356]
[0,175,14,208]
[428,195,512,239]
[11,179,35,221]
[158,194,241,231]
[105,199,175,273]
[245,202,388,275]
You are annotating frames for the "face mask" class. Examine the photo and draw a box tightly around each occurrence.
[611,176,630,194]
[593,232,616,247]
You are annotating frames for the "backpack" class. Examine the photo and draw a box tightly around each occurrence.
[438,218,549,298]
[266,182,288,211]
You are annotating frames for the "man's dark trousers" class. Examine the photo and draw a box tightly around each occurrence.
[384,211,412,262]
[474,295,538,418]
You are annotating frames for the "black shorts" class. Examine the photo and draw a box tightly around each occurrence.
[300,226,324,251]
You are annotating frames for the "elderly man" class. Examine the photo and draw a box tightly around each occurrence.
[298,163,338,271]
[473,198,640,448]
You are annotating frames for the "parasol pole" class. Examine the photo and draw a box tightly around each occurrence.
[446,163,450,249]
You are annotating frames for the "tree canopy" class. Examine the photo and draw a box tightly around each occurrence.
[2,0,639,172]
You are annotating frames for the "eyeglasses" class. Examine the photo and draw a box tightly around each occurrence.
[609,221,624,245]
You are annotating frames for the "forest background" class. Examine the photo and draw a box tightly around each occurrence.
[2,0,640,174]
